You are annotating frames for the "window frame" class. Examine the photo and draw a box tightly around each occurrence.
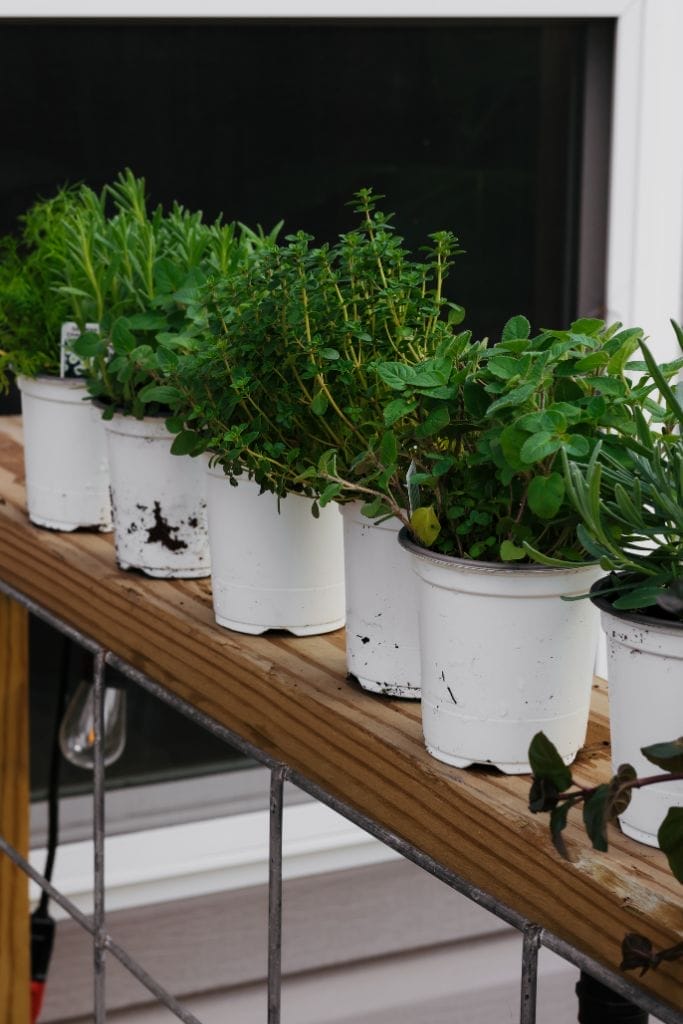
[20,0,683,913]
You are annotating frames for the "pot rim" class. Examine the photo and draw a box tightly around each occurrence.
[589,575,683,631]
[17,372,88,390]
[397,526,599,576]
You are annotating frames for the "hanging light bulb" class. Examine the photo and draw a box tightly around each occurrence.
[59,679,127,770]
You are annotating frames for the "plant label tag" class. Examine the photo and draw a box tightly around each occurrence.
[406,459,420,515]
[60,322,99,378]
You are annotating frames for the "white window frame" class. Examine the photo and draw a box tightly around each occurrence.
[19,0,683,912]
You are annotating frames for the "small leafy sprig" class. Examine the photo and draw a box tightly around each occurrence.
[528,731,683,974]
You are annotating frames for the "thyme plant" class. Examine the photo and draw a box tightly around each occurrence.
[161,189,466,507]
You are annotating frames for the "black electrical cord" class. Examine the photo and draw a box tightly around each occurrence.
[31,631,72,1023]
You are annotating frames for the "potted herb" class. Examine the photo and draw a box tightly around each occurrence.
[561,327,683,844]
[162,190,465,664]
[71,171,266,579]
[0,184,112,532]
[156,228,347,636]
[367,315,672,772]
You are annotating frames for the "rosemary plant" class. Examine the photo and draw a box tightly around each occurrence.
[560,326,683,617]
[71,170,278,419]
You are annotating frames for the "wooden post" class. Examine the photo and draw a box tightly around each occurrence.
[0,594,29,1023]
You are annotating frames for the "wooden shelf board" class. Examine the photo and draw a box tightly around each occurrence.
[0,419,680,1015]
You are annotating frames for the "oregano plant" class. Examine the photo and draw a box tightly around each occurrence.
[363,315,683,562]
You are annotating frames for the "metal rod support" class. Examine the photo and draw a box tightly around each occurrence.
[93,648,107,1023]
[520,925,542,1024]
[268,766,286,1024]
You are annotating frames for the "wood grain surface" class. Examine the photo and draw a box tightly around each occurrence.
[0,588,29,1024]
[0,418,680,1017]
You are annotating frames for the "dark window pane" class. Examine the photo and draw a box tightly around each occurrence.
[0,18,608,342]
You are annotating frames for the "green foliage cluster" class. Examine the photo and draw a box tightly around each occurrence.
[528,731,683,974]
[159,189,465,505]
[562,324,683,618]
[71,170,280,418]
[367,316,683,563]
[0,184,96,385]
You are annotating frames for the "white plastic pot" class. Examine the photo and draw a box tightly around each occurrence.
[400,530,602,774]
[206,465,345,635]
[104,415,210,578]
[592,583,683,847]
[341,502,420,698]
[18,375,112,532]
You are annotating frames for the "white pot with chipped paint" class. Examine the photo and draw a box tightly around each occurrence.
[206,464,345,635]
[104,414,209,578]
[400,529,602,773]
[18,375,112,532]
[341,502,420,698]
[591,581,683,847]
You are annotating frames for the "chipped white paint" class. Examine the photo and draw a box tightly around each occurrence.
[104,414,210,578]
[341,502,420,698]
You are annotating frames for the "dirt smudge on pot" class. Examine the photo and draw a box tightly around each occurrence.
[146,500,188,552]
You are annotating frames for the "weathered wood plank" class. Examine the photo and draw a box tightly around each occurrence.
[0,590,29,1024]
[0,418,680,1015]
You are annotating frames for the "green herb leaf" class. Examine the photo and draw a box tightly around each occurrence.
[499,539,526,561]
[383,397,414,426]
[550,802,571,858]
[641,738,683,773]
[527,473,565,519]
[658,807,683,883]
[311,390,329,416]
[528,732,572,791]
[520,432,563,464]
[582,784,610,852]
[170,430,203,456]
[410,505,441,547]
[501,314,530,342]
[415,405,450,438]
[138,384,182,405]
[380,430,398,467]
